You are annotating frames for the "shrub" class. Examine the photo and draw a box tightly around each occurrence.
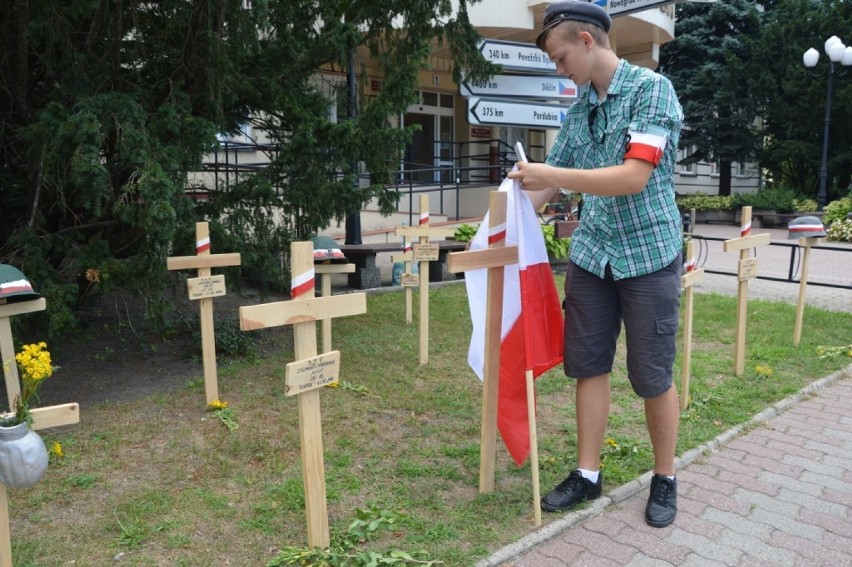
[826,218,852,242]
[793,198,818,213]
[542,224,570,259]
[453,223,478,242]
[675,194,733,211]
[730,187,798,213]
[822,193,852,226]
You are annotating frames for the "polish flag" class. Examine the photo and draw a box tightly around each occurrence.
[464,172,564,465]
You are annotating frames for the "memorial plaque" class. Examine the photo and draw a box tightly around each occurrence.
[285,351,341,395]
[412,243,439,262]
[401,273,420,288]
[187,275,226,300]
[738,258,759,281]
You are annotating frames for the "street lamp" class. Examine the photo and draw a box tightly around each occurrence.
[803,36,852,211]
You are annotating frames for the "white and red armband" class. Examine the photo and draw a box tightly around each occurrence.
[624,130,668,167]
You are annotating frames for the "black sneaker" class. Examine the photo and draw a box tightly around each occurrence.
[541,469,603,512]
[645,474,677,528]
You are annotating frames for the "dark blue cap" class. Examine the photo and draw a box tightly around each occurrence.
[537,1,612,48]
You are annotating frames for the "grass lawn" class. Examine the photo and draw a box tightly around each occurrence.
[7,277,852,566]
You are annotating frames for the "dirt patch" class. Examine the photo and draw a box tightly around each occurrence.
[17,285,292,411]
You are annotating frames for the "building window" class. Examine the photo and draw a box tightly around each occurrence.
[677,146,696,174]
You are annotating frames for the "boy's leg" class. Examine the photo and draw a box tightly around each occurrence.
[644,385,679,476]
[576,373,610,470]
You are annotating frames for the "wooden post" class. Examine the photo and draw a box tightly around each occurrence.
[239,243,366,549]
[394,196,455,365]
[793,237,823,346]
[722,207,770,376]
[166,222,241,404]
[0,299,80,567]
[391,235,415,324]
[314,263,355,353]
[448,192,518,495]
[680,240,705,411]
[524,369,541,527]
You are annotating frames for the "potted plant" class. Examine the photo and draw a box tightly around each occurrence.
[542,224,571,263]
[0,342,55,489]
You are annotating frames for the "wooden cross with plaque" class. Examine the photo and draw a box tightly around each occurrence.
[447,192,547,526]
[394,195,455,365]
[723,207,770,376]
[239,242,366,549]
[680,239,705,410]
[0,298,80,567]
[166,222,241,404]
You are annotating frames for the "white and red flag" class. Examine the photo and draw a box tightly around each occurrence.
[464,172,564,465]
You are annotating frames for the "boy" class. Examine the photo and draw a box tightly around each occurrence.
[508,0,684,528]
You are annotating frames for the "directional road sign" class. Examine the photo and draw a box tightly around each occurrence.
[478,40,556,73]
[467,97,568,129]
[460,73,577,100]
[605,0,678,17]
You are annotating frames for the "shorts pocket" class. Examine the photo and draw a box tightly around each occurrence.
[655,312,679,336]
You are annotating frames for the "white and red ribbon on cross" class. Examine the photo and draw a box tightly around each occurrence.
[419,211,429,226]
[196,237,211,254]
[291,268,315,298]
[740,221,751,238]
[488,222,507,245]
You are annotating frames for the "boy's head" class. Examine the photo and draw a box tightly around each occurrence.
[536,1,612,51]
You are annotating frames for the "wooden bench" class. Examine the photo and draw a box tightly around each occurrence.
[338,241,467,289]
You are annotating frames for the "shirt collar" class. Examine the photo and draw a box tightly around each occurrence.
[586,59,630,106]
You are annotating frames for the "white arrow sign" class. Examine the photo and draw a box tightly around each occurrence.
[467,97,568,129]
[460,73,578,100]
[478,40,556,73]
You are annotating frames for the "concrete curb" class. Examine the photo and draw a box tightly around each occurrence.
[476,362,852,567]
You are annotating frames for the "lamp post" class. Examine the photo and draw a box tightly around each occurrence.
[803,36,852,211]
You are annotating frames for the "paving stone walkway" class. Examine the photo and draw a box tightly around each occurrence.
[479,223,852,566]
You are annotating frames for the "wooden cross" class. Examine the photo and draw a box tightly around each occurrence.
[793,236,824,346]
[447,192,546,526]
[314,263,355,353]
[394,195,455,364]
[680,239,705,411]
[0,298,80,567]
[723,207,770,376]
[239,242,366,549]
[166,222,241,404]
[391,235,416,324]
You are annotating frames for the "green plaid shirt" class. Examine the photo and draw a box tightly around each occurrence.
[547,59,683,279]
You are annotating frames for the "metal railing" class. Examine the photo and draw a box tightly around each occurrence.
[687,233,851,291]
[194,138,524,222]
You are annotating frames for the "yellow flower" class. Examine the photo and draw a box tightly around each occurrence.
[3,342,57,426]
[50,441,64,459]
[755,365,773,378]
[605,437,618,449]
[207,399,229,411]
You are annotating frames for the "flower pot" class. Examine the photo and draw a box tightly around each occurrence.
[0,421,49,489]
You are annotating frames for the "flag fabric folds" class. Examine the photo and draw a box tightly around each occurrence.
[464,172,564,465]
